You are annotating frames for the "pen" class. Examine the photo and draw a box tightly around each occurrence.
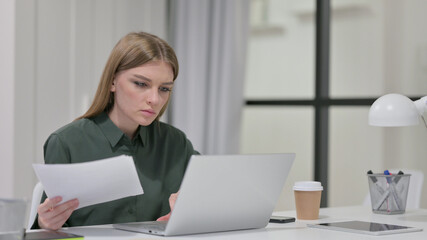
[393,170,404,184]
[367,170,385,195]
[393,171,406,194]
[367,170,389,210]
[372,170,395,211]
[384,170,402,211]
[384,170,392,183]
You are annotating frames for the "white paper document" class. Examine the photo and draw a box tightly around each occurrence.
[33,155,144,209]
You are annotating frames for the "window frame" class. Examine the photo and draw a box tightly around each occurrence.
[245,0,423,207]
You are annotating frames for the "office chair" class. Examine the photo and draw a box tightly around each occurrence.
[27,182,44,229]
[363,169,424,209]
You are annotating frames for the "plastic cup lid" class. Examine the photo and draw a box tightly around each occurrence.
[293,181,323,191]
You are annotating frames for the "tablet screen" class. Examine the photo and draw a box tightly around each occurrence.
[318,221,411,232]
[309,220,423,235]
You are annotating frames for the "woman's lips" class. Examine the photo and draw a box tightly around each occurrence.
[141,109,156,117]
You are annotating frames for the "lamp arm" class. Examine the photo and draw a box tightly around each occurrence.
[414,96,427,115]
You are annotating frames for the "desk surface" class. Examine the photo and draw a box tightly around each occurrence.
[34,206,427,239]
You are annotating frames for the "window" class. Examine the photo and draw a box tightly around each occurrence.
[241,0,427,210]
[241,0,315,211]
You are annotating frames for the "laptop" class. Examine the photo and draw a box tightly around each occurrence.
[113,153,295,236]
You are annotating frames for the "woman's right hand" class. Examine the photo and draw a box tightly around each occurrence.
[37,196,79,230]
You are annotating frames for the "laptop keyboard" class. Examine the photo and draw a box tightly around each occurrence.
[142,221,167,232]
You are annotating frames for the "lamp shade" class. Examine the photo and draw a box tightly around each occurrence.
[369,93,420,126]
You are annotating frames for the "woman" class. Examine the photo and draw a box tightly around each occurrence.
[32,32,198,230]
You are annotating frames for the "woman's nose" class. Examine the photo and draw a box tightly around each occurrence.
[147,89,159,105]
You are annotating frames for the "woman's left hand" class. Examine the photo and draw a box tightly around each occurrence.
[157,192,179,221]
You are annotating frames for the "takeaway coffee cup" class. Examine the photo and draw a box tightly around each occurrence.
[293,181,323,220]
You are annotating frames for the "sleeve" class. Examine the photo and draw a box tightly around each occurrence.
[43,133,71,164]
[31,133,71,229]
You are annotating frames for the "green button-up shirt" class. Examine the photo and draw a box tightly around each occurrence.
[32,112,198,228]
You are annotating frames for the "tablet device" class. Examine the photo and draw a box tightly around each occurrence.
[25,230,83,240]
[308,221,422,236]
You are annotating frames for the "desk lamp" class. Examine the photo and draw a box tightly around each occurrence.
[369,93,427,127]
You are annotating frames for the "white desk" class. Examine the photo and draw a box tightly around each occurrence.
[38,206,427,239]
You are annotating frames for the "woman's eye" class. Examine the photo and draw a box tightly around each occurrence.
[134,81,147,87]
[160,87,172,92]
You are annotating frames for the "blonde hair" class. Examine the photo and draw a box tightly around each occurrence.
[77,32,178,121]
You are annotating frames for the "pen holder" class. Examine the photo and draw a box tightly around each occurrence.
[367,173,411,214]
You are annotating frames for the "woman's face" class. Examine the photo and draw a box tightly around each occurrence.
[109,61,174,130]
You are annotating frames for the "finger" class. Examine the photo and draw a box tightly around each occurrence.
[48,205,77,228]
[38,196,63,214]
[157,212,171,221]
[39,199,78,230]
[41,198,78,220]
[169,193,178,210]
[52,199,79,216]
[39,199,78,224]
[156,192,178,222]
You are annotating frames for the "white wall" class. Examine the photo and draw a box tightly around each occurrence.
[1,0,167,215]
[0,0,16,199]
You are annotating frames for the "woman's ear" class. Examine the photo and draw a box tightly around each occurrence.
[110,79,116,92]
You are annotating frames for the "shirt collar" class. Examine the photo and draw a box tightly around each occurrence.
[93,112,148,147]
[135,124,148,146]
